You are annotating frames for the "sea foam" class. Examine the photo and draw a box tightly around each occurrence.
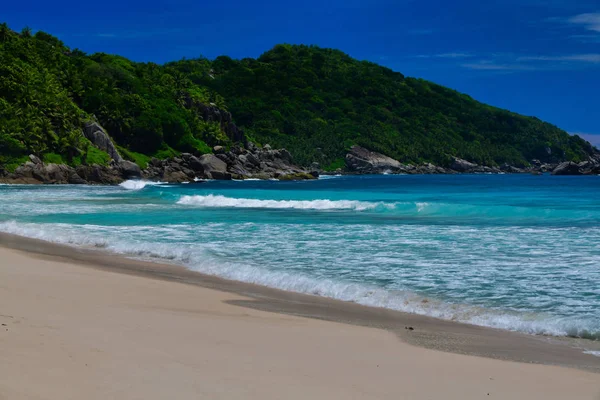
[119,180,164,190]
[0,219,599,340]
[177,194,392,211]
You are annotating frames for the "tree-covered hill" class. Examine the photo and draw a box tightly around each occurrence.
[0,24,596,171]
[0,24,234,169]
[195,44,595,168]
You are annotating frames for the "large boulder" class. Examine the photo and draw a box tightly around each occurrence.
[76,165,123,184]
[579,161,600,175]
[197,154,228,178]
[551,162,581,176]
[162,168,190,183]
[345,146,403,173]
[28,154,42,165]
[450,157,478,172]
[83,121,124,163]
[118,160,142,179]
[44,163,72,184]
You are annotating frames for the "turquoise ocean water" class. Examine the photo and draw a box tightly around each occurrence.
[1,175,599,346]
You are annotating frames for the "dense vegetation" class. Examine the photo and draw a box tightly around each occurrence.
[0,24,595,171]
[197,44,595,167]
[0,23,229,169]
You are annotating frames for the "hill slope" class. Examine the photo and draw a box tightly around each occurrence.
[190,44,594,168]
[0,25,596,171]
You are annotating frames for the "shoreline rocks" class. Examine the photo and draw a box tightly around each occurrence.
[337,145,600,176]
[143,144,318,182]
[2,144,599,185]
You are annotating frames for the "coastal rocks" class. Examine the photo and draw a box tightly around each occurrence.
[345,146,404,173]
[117,160,142,179]
[450,157,478,173]
[197,154,228,178]
[550,159,600,175]
[552,161,582,176]
[75,164,123,184]
[142,144,317,182]
[0,154,126,185]
[83,120,124,163]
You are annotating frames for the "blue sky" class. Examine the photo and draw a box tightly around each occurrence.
[4,0,599,144]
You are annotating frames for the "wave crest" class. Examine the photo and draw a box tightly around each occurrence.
[119,180,164,190]
[177,194,392,211]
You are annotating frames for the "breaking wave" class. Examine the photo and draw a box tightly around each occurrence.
[177,194,394,211]
[119,180,165,190]
[0,219,599,343]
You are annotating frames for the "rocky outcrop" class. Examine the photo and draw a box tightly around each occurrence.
[552,162,582,176]
[0,156,126,185]
[551,160,600,176]
[116,160,142,179]
[83,120,124,163]
[345,146,404,173]
[75,164,123,184]
[143,144,317,183]
[450,157,478,172]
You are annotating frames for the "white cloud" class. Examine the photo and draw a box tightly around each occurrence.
[414,53,473,59]
[568,12,600,32]
[461,61,537,71]
[519,54,600,63]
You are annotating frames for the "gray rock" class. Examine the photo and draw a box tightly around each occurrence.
[76,165,123,185]
[162,169,190,183]
[187,156,204,172]
[552,161,581,176]
[28,154,42,165]
[45,163,70,183]
[83,121,124,163]
[209,171,232,180]
[198,154,228,174]
[68,172,87,184]
[345,146,403,173]
[213,146,225,154]
[118,160,142,179]
[247,142,258,153]
[450,157,478,172]
[263,144,272,151]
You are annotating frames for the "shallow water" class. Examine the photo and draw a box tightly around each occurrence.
[1,174,599,342]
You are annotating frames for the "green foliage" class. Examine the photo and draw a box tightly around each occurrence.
[0,23,238,167]
[323,158,345,171]
[43,153,64,164]
[153,145,180,160]
[85,145,110,165]
[202,44,596,166]
[117,146,151,169]
[1,155,29,172]
[0,25,596,171]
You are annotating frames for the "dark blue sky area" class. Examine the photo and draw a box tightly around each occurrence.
[4,0,599,143]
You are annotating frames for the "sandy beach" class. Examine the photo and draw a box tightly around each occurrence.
[0,235,599,400]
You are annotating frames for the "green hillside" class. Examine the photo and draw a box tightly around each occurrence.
[0,24,595,171]
[196,44,595,167]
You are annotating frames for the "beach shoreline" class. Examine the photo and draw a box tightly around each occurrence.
[1,231,599,372]
[1,232,600,399]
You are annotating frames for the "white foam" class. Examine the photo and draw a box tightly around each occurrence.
[584,350,600,357]
[177,194,392,211]
[119,180,164,190]
[1,219,599,341]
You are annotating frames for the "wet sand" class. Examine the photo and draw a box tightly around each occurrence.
[1,233,599,399]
